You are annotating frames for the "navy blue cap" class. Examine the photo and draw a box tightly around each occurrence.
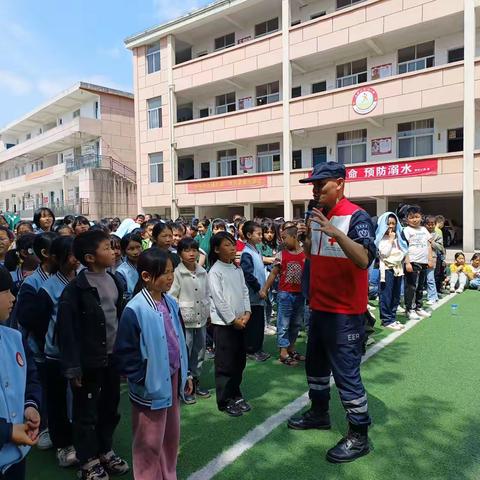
[299,161,346,183]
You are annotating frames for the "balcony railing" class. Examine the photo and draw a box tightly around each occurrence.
[66,154,136,182]
[18,199,89,220]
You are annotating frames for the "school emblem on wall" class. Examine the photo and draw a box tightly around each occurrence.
[352,87,378,115]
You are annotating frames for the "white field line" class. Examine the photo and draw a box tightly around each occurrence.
[187,293,456,480]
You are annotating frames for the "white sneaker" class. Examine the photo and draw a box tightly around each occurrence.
[367,304,376,313]
[57,445,79,467]
[450,288,455,293]
[456,287,464,293]
[396,306,406,314]
[407,311,421,321]
[37,428,53,450]
[386,321,403,331]
[416,309,431,318]
[426,299,438,306]
[264,327,276,336]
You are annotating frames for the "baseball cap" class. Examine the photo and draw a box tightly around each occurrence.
[299,161,346,183]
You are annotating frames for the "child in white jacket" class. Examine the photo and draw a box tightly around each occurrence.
[169,237,211,404]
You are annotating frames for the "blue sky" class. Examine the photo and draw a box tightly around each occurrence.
[0,0,210,127]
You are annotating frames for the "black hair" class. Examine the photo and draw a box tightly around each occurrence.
[50,236,75,274]
[405,205,422,217]
[209,232,235,267]
[261,221,277,249]
[33,231,58,262]
[177,237,199,255]
[471,253,480,263]
[211,219,226,232]
[98,218,112,232]
[171,222,186,234]
[72,216,90,231]
[4,233,37,271]
[0,226,14,242]
[135,214,145,222]
[152,222,172,243]
[33,207,55,232]
[16,220,34,234]
[425,215,436,224]
[454,252,465,261]
[73,230,110,265]
[282,225,298,239]
[243,220,261,238]
[134,248,172,295]
[120,233,143,253]
[54,223,73,235]
[63,215,75,226]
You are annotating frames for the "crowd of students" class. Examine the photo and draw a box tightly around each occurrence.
[0,205,477,480]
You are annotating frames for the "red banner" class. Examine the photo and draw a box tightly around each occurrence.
[345,159,438,182]
[187,175,268,193]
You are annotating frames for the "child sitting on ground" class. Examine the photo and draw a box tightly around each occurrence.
[469,253,480,290]
[449,252,473,293]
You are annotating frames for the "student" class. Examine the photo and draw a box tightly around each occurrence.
[33,208,55,233]
[5,233,39,299]
[198,219,226,268]
[169,237,211,404]
[196,220,208,240]
[209,232,251,417]
[0,227,14,266]
[152,222,180,268]
[260,224,305,365]
[425,215,443,305]
[403,205,433,321]
[115,233,142,302]
[14,232,57,450]
[55,224,74,237]
[434,215,446,292]
[448,252,473,293]
[36,237,79,468]
[469,253,480,290]
[240,221,270,363]
[171,222,186,254]
[15,222,34,239]
[141,219,158,251]
[0,265,42,480]
[110,235,122,273]
[72,216,90,236]
[57,230,129,480]
[115,249,191,480]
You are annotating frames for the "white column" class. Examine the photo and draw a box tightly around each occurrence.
[463,0,475,252]
[282,0,292,220]
[376,196,388,216]
[167,34,179,221]
[243,203,254,220]
[475,191,480,249]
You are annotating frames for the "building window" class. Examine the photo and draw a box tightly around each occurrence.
[73,109,80,118]
[312,147,327,166]
[312,81,327,94]
[147,97,162,129]
[146,42,161,73]
[201,162,210,178]
[177,103,193,123]
[215,92,236,115]
[448,47,464,63]
[291,86,302,98]
[178,156,194,181]
[337,0,363,9]
[336,59,367,88]
[257,143,281,172]
[149,152,164,183]
[397,119,434,158]
[215,32,235,51]
[398,41,434,74]
[94,101,99,119]
[292,150,302,169]
[199,108,209,118]
[217,149,237,177]
[255,17,279,38]
[447,128,463,153]
[26,133,31,140]
[256,81,280,106]
[310,11,326,19]
[337,129,367,164]
[291,19,301,26]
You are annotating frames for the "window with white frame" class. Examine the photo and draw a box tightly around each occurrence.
[215,92,236,114]
[398,41,434,74]
[217,149,237,177]
[147,97,162,129]
[336,59,367,88]
[215,32,235,51]
[336,0,364,8]
[256,81,280,106]
[397,119,434,158]
[257,143,281,172]
[255,18,279,38]
[73,109,80,118]
[146,42,161,74]
[149,152,164,183]
[337,129,367,164]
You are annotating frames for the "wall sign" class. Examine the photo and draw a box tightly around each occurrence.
[239,156,254,171]
[187,175,268,193]
[371,137,392,156]
[352,87,378,115]
[371,64,392,80]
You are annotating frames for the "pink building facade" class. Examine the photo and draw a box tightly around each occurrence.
[126,0,480,250]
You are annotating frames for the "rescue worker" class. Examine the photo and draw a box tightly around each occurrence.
[288,162,376,463]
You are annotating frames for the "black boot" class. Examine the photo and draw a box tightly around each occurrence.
[287,408,331,430]
[326,424,370,463]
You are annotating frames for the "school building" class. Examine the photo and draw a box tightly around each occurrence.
[0,82,137,220]
[126,0,480,251]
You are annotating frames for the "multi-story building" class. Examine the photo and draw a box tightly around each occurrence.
[126,0,479,250]
[0,82,137,220]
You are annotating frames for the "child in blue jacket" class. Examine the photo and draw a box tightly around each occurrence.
[115,233,142,302]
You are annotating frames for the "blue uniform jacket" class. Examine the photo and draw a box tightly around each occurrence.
[115,261,139,302]
[240,243,266,306]
[114,289,188,410]
[0,325,41,474]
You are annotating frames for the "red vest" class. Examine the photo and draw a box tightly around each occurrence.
[309,197,368,314]
[279,249,305,293]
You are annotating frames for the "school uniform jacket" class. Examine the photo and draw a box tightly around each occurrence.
[115,261,139,302]
[240,243,266,306]
[114,289,188,410]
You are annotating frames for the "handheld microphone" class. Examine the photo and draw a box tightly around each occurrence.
[304,199,319,223]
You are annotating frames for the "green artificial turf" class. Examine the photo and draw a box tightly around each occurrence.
[26,293,479,480]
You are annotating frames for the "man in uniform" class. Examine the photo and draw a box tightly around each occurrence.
[288,162,376,463]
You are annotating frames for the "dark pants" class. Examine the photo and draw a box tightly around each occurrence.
[35,361,48,431]
[434,255,445,292]
[213,325,246,409]
[0,460,25,480]
[71,362,121,465]
[45,359,72,448]
[306,311,371,427]
[244,305,265,354]
[404,263,427,312]
[379,269,402,325]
